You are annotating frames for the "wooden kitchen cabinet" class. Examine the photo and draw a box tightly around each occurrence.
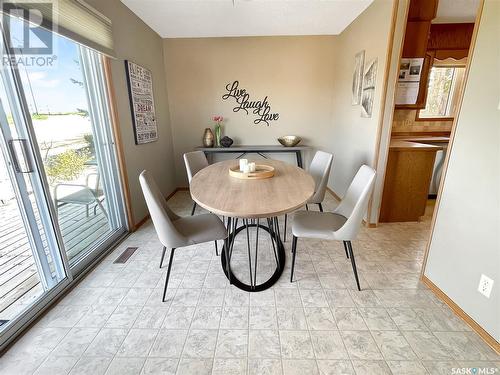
[402,21,431,57]
[380,140,443,222]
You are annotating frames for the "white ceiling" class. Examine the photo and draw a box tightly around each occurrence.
[433,0,479,23]
[120,0,374,38]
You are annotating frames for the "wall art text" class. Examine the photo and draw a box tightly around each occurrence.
[222,80,279,126]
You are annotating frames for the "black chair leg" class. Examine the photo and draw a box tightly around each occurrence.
[283,214,287,242]
[159,246,167,268]
[318,203,323,212]
[191,202,197,216]
[290,236,298,282]
[162,248,176,302]
[214,240,219,256]
[346,241,361,291]
[305,204,309,211]
[343,241,350,259]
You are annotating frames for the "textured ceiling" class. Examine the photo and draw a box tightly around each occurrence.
[120,0,374,38]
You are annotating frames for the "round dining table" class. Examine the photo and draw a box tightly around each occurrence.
[190,159,314,291]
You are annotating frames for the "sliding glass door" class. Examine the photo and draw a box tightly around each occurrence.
[0,12,127,346]
[14,27,126,269]
[0,48,69,333]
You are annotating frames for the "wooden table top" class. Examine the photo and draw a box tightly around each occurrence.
[190,159,315,218]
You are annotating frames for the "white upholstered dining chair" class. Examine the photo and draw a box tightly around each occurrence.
[284,150,334,241]
[183,151,209,216]
[139,170,227,302]
[290,165,376,291]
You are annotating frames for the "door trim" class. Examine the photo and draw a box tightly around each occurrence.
[102,57,134,230]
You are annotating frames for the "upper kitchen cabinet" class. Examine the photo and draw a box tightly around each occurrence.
[396,0,476,109]
[407,0,439,22]
[402,0,438,57]
[427,23,474,60]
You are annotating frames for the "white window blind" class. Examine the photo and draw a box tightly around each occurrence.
[4,0,114,56]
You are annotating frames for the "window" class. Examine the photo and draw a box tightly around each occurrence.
[418,65,466,119]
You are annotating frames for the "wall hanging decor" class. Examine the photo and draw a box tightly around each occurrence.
[222,80,279,126]
[352,50,365,105]
[361,58,378,118]
[125,60,158,144]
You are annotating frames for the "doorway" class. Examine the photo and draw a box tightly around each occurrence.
[376,0,481,224]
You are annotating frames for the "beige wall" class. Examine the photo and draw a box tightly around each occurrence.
[86,0,176,225]
[424,0,500,341]
[163,0,396,198]
[163,36,336,186]
[327,0,396,200]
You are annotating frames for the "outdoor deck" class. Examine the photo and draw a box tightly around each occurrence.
[0,198,109,321]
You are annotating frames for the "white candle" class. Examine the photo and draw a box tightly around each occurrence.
[249,162,256,172]
[239,159,248,172]
[242,164,250,173]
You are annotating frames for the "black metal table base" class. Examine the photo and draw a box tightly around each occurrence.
[221,217,285,292]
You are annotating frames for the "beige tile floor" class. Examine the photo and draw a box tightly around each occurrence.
[1,192,498,375]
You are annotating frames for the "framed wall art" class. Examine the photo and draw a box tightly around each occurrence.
[361,58,378,118]
[352,50,365,105]
[125,60,158,144]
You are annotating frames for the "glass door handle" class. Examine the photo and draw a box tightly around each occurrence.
[7,139,34,173]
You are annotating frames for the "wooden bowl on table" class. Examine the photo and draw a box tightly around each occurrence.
[229,164,275,180]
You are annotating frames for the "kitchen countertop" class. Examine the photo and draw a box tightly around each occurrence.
[389,139,444,151]
[392,136,450,143]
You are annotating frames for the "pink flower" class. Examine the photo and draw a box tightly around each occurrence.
[212,115,223,122]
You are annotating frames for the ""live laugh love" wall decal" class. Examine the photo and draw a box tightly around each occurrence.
[222,80,279,126]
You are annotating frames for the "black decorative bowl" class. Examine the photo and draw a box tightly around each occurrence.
[220,136,233,148]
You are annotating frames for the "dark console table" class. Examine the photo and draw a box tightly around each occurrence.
[195,145,311,168]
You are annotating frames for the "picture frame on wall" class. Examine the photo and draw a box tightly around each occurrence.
[125,60,158,145]
[351,50,365,105]
[361,58,378,118]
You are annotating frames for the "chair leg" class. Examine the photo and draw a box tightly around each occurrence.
[162,248,176,302]
[343,241,350,259]
[305,204,309,211]
[346,241,361,291]
[191,202,197,216]
[95,199,108,219]
[86,204,89,217]
[283,214,287,242]
[214,240,219,256]
[159,246,167,268]
[290,236,298,282]
[318,203,323,212]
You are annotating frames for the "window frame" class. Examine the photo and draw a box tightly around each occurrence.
[416,58,467,122]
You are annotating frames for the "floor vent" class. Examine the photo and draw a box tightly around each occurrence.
[114,247,138,264]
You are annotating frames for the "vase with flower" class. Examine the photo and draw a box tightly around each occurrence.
[213,115,223,147]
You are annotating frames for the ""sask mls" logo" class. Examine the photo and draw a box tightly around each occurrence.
[452,367,499,375]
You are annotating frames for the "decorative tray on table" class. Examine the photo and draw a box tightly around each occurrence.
[229,165,275,180]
